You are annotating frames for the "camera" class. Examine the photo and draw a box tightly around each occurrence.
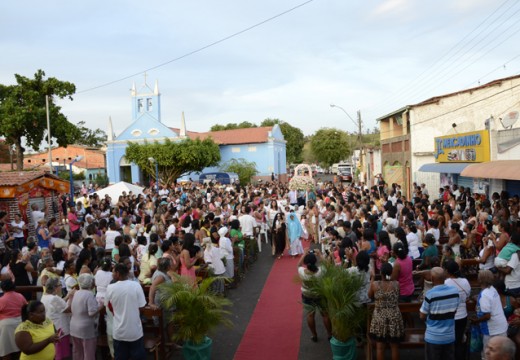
[309,249,315,254]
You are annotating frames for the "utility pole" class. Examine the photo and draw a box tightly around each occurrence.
[357,110,364,184]
[46,95,53,173]
[357,110,362,147]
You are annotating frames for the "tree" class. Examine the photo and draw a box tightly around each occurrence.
[220,158,258,185]
[76,121,107,147]
[0,70,81,169]
[210,122,257,131]
[125,138,221,185]
[310,128,350,167]
[260,118,304,164]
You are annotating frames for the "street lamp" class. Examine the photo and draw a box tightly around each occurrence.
[69,155,83,206]
[330,104,357,127]
[148,157,159,193]
[330,104,362,157]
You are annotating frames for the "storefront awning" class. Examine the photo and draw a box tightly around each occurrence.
[418,163,472,174]
[461,160,520,180]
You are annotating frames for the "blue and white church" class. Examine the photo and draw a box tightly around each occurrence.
[105,79,287,185]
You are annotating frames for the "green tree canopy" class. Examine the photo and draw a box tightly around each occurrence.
[76,121,107,147]
[210,121,257,131]
[220,158,258,185]
[260,118,304,164]
[0,70,81,169]
[310,128,350,167]
[125,138,221,185]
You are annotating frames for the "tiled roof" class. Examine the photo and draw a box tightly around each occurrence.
[413,74,520,107]
[169,126,274,145]
[24,145,105,169]
[0,170,49,186]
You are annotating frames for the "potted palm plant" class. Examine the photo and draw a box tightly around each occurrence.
[159,276,232,360]
[303,262,366,360]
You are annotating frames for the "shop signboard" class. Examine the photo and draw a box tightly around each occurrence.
[434,130,490,163]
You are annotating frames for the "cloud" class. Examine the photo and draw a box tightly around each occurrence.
[372,0,411,17]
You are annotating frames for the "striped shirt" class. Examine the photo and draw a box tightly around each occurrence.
[420,284,460,344]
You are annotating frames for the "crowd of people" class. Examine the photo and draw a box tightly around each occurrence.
[0,177,520,359]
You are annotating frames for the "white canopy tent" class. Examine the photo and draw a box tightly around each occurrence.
[94,182,144,205]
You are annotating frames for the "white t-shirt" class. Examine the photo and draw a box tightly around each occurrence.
[505,253,520,291]
[95,270,114,301]
[68,243,82,259]
[10,220,25,238]
[32,210,45,227]
[239,214,256,237]
[347,267,371,304]
[406,232,421,259]
[445,278,471,320]
[166,224,176,239]
[298,266,323,297]
[105,230,120,250]
[479,286,508,336]
[204,246,226,276]
[105,280,146,342]
[64,274,78,293]
[41,294,71,334]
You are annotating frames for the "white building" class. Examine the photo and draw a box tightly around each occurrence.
[379,74,520,198]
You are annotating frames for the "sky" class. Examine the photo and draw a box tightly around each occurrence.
[1,0,520,140]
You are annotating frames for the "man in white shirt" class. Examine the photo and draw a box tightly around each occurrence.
[239,206,257,238]
[30,203,45,228]
[105,263,146,360]
[158,185,169,200]
[165,220,176,239]
[288,190,298,206]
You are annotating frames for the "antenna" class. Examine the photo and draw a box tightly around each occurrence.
[500,111,519,129]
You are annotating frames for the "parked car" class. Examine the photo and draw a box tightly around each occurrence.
[339,170,353,182]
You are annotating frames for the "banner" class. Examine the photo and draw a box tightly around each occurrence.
[434,130,490,163]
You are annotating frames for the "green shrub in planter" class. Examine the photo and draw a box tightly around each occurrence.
[303,262,366,359]
[159,275,232,359]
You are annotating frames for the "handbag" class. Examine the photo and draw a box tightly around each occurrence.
[470,324,483,353]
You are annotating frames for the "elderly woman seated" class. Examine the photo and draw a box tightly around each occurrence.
[70,274,103,360]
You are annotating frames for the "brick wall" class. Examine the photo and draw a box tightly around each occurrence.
[1,191,63,239]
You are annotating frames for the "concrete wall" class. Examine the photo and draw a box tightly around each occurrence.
[410,76,520,196]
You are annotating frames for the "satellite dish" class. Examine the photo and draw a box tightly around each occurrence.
[500,111,519,129]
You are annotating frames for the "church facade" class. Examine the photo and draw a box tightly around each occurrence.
[105,80,287,185]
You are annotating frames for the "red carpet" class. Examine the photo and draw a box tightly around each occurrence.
[234,252,304,360]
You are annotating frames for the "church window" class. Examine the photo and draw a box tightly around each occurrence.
[147,98,153,111]
[248,146,257,152]
[137,99,144,113]
[231,147,241,153]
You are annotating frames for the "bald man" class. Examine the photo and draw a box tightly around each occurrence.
[420,267,460,360]
[485,336,516,360]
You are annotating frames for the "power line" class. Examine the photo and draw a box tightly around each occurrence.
[466,53,520,88]
[405,13,520,106]
[375,80,520,137]
[366,0,519,114]
[77,0,316,94]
